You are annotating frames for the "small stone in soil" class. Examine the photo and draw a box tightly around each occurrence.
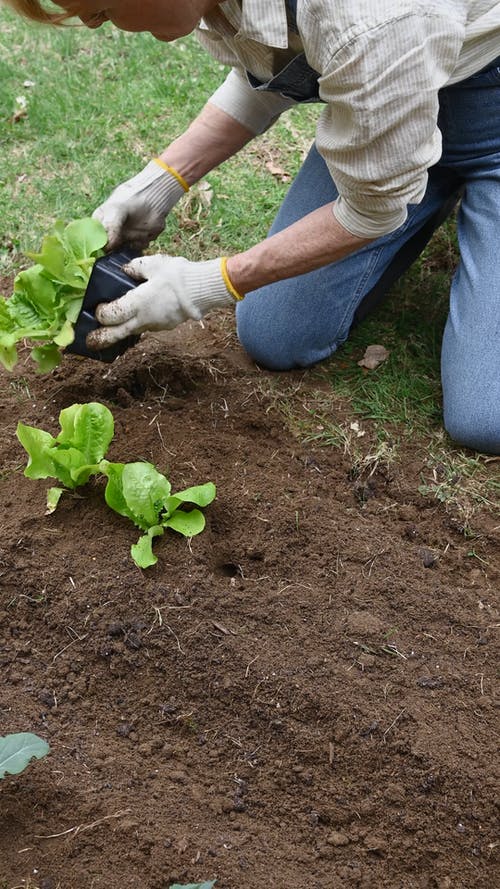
[420,547,438,568]
[116,722,134,737]
[107,622,125,637]
[417,676,445,689]
[38,689,56,708]
[125,631,142,650]
[327,830,350,847]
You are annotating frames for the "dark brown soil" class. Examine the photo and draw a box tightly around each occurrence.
[0,309,498,889]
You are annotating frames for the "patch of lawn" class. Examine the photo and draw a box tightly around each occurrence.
[0,11,313,262]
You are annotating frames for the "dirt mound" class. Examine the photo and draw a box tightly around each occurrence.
[0,314,498,888]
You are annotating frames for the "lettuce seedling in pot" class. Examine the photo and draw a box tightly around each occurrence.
[0,218,107,372]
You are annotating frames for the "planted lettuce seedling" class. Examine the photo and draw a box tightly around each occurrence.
[101,460,216,568]
[17,401,114,511]
[16,402,216,568]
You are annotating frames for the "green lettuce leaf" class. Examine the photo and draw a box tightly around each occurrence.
[0,217,106,372]
[0,297,15,332]
[101,459,215,568]
[100,460,136,524]
[165,482,217,514]
[46,487,64,514]
[131,525,165,569]
[0,339,17,372]
[49,448,99,488]
[163,508,206,537]
[27,217,107,287]
[103,461,172,531]
[0,733,50,779]
[17,402,114,491]
[56,402,114,464]
[30,343,63,373]
[15,401,215,570]
[53,318,76,348]
[64,217,108,264]
[16,424,57,480]
[12,265,58,319]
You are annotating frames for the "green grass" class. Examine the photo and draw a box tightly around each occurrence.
[295,216,458,437]
[282,223,499,517]
[0,9,498,517]
[0,10,314,263]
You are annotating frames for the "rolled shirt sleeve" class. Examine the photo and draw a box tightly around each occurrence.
[208,67,297,135]
[310,13,465,237]
[197,19,297,135]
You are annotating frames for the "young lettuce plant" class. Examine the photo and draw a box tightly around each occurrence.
[101,460,216,568]
[17,401,114,512]
[0,733,50,779]
[0,217,107,372]
[16,401,216,568]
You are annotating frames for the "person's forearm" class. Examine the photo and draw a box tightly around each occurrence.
[158,102,255,185]
[226,203,373,294]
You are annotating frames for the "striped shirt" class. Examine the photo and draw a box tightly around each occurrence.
[196,1,500,237]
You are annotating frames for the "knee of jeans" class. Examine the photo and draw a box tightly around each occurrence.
[443,401,500,455]
[236,307,298,369]
[236,295,339,371]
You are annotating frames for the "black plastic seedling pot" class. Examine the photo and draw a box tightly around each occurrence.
[66,248,141,363]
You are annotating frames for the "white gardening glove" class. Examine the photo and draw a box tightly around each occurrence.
[92,159,188,250]
[86,255,242,350]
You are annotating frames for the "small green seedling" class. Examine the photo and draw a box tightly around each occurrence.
[101,460,216,568]
[0,733,50,779]
[0,217,106,372]
[17,401,114,512]
[16,402,216,569]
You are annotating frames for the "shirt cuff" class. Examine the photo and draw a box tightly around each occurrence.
[208,68,296,136]
[333,195,410,239]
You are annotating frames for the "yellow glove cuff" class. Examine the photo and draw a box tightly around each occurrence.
[220,257,244,302]
[152,158,190,192]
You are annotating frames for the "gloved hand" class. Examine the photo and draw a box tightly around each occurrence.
[86,254,242,350]
[92,159,189,250]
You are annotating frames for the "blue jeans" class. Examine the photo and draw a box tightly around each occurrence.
[236,60,500,454]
